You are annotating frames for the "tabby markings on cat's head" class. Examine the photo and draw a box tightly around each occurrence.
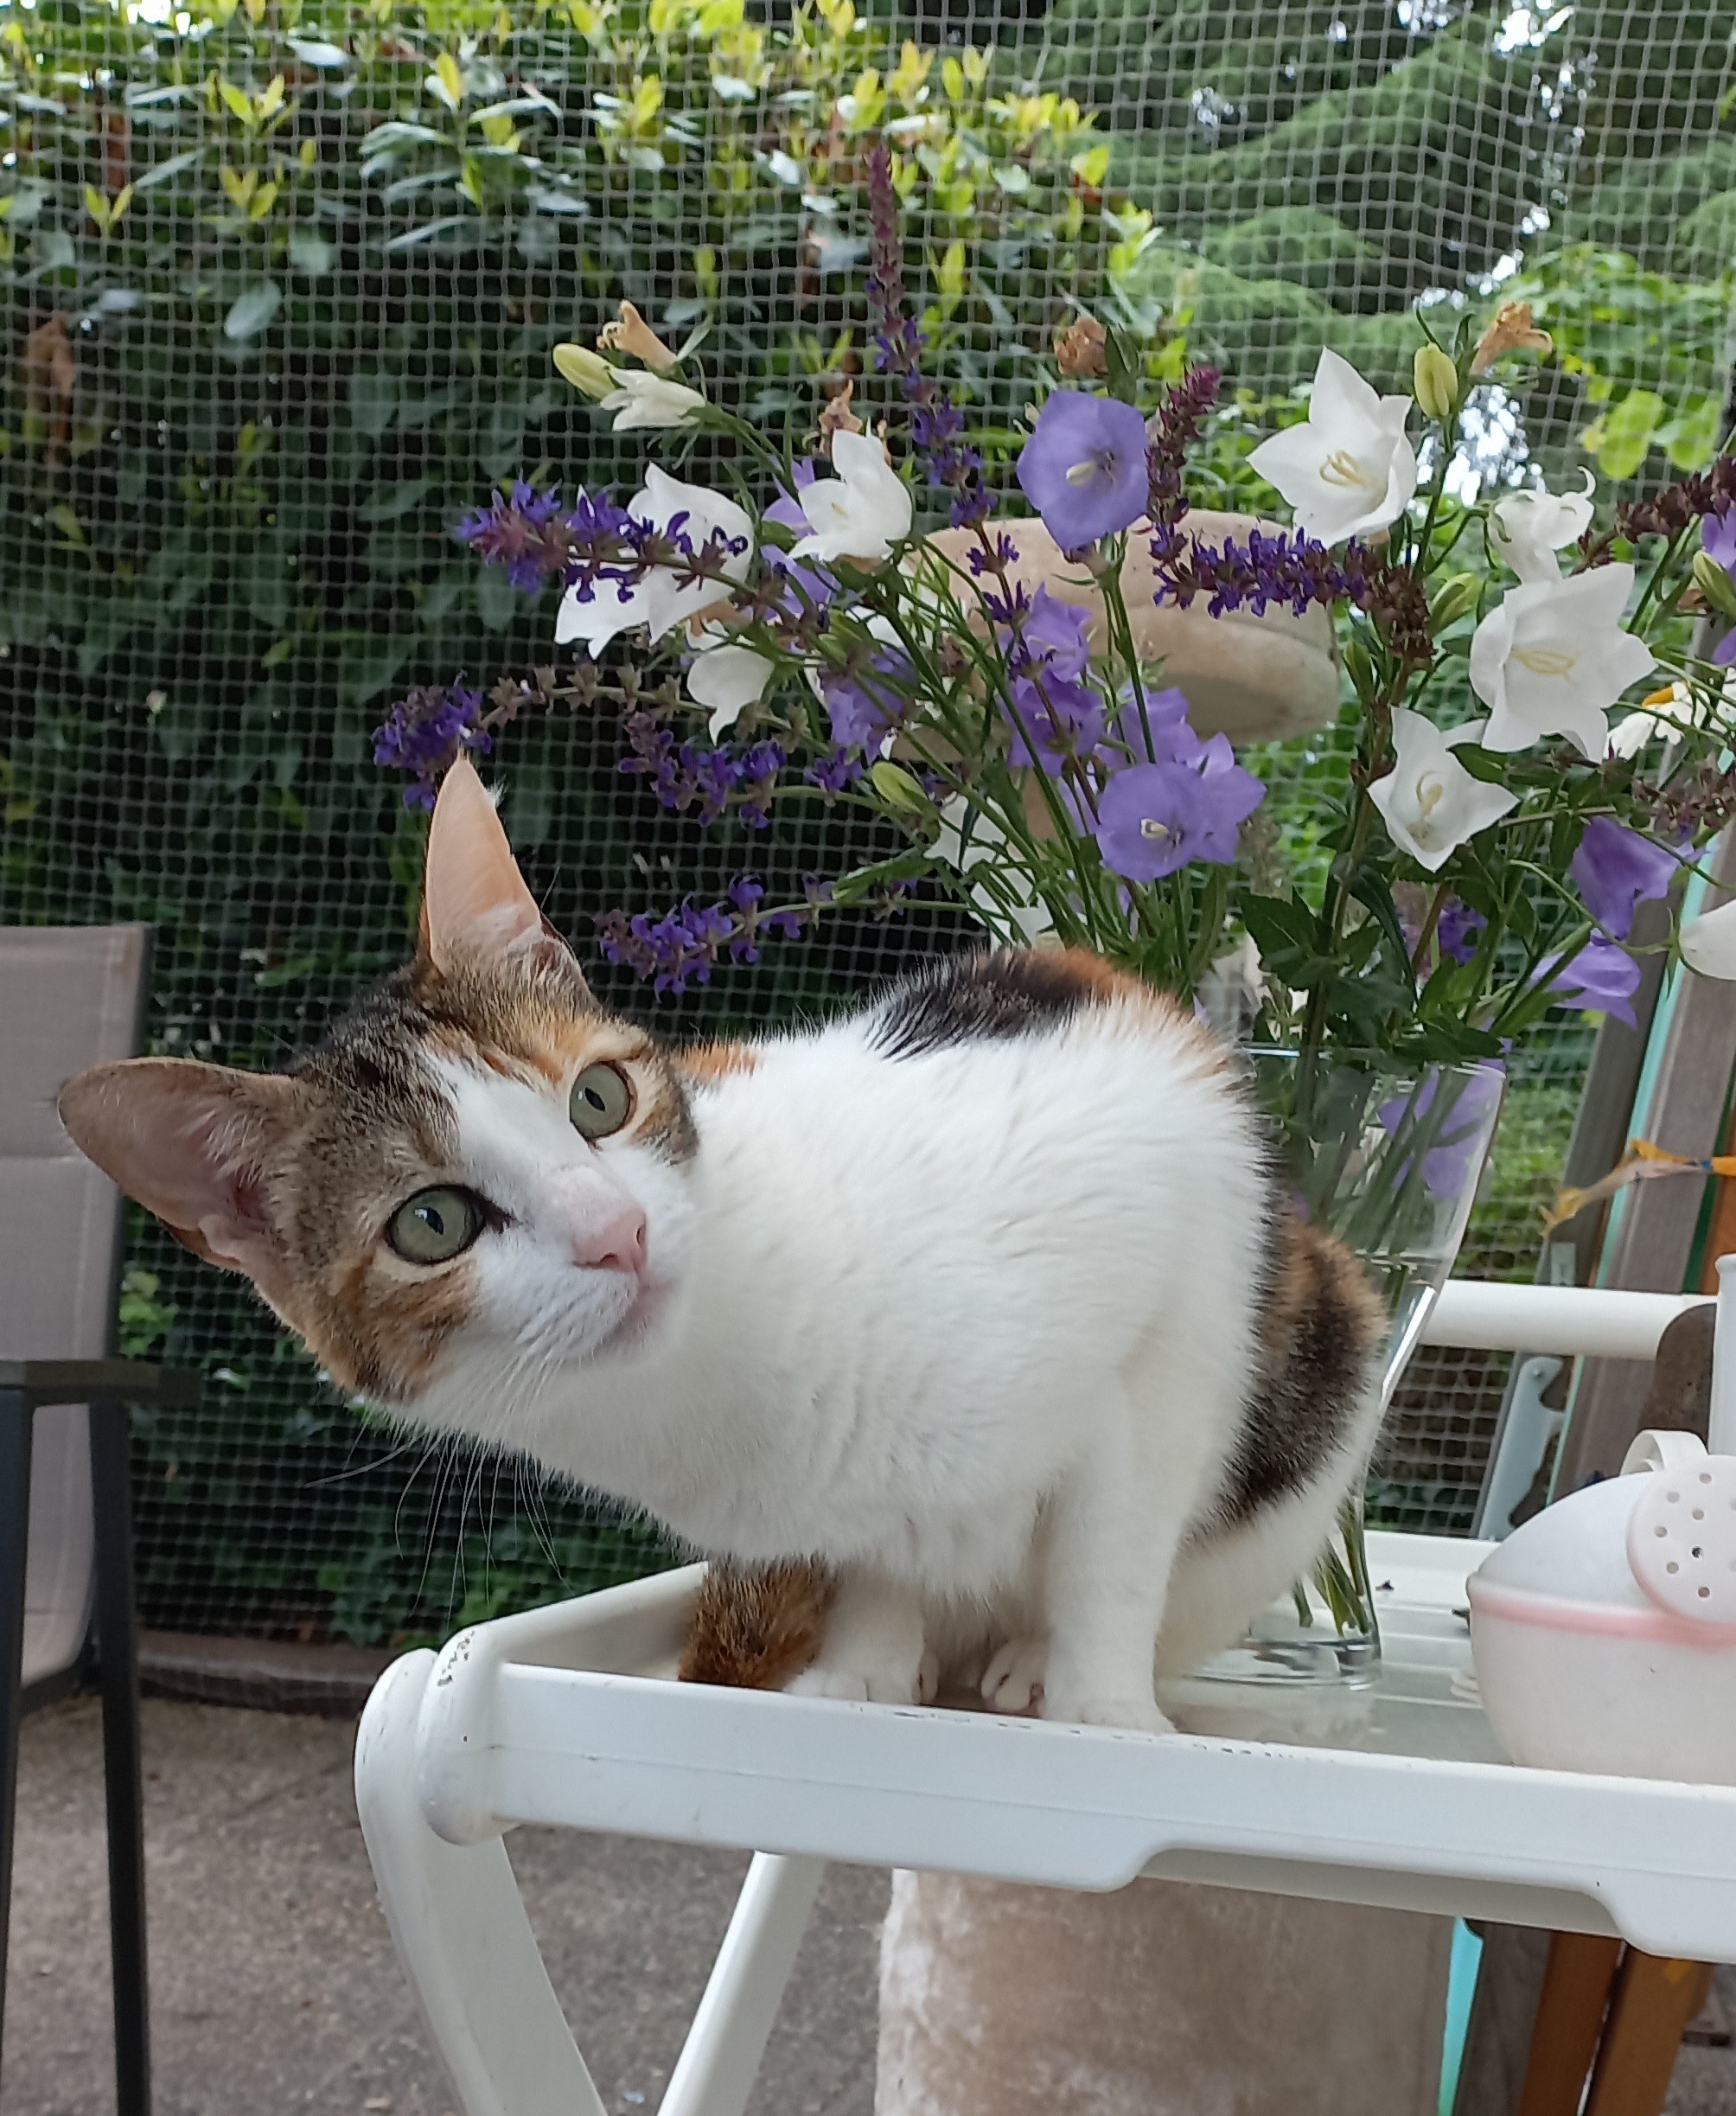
[58,760,704,1404]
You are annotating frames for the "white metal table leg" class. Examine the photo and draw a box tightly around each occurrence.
[355,1652,609,2116]
[660,1852,827,2116]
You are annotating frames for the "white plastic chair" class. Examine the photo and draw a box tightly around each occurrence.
[354,1276,1736,2116]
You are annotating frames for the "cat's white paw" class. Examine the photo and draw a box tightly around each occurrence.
[1040,1689,1175,1736]
[786,1666,871,1702]
[980,1640,1047,1715]
[785,1655,920,1706]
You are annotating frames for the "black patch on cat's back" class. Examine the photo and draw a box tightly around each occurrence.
[869,951,1093,1060]
[1209,1218,1382,1530]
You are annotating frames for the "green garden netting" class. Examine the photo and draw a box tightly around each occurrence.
[3,0,1732,1643]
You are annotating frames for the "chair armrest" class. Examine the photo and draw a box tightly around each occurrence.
[0,1359,201,1409]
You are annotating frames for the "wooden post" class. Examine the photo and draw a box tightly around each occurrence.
[1584,1953,1714,2116]
[1516,1933,1624,2116]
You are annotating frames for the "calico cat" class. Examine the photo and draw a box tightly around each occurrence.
[60,759,1382,1730]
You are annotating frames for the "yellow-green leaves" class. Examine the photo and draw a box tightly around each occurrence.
[212,71,288,134]
[1413,342,1459,420]
[928,238,966,323]
[428,52,466,112]
[219,167,278,221]
[82,184,133,238]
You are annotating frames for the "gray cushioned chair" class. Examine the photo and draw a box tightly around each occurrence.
[0,924,195,2116]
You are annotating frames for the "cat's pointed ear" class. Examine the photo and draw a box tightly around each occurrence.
[421,758,575,976]
[59,1058,297,1287]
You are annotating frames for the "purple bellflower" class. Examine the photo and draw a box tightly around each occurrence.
[1093,732,1265,882]
[1005,673,1107,771]
[1537,935,1643,1028]
[1377,1062,1505,1199]
[1094,763,1209,881]
[821,643,913,753]
[1017,392,1150,550]
[1570,816,1681,941]
[1437,898,1487,964]
[999,590,1106,770]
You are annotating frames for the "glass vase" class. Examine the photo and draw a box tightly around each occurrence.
[1197,1051,1505,1686]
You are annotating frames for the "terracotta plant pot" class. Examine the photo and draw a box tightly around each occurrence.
[927,510,1340,746]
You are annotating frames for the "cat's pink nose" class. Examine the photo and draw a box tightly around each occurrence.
[578,1205,647,1275]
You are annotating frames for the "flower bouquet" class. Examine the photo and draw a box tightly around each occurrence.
[373,146,1736,1672]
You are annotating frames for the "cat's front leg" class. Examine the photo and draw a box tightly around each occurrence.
[784,1564,929,1705]
[1037,1399,1195,1735]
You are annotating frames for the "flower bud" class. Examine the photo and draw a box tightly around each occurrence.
[1691,550,1736,622]
[1413,343,1459,421]
[1428,572,1483,632]
[597,299,680,375]
[552,343,617,400]
[869,761,939,834]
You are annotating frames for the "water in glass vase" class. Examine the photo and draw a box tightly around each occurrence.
[1198,1053,1505,1686]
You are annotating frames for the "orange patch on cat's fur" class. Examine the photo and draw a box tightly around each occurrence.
[680,1559,833,1688]
[678,1041,762,1085]
[1046,947,1233,1076]
[322,1253,475,1399]
[1260,1218,1383,1374]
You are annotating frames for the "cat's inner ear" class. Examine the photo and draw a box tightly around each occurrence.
[422,757,573,977]
[59,1058,297,1285]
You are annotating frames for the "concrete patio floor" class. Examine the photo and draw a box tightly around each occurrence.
[2,1693,884,2115]
[6,1690,1736,2115]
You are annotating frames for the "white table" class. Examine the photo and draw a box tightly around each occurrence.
[355,1282,1736,2116]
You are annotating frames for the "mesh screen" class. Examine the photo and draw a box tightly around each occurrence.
[3,0,1731,1640]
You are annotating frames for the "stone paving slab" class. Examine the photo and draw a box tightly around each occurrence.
[2,1695,884,2115]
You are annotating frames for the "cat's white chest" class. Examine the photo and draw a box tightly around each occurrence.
[533,1019,1265,1595]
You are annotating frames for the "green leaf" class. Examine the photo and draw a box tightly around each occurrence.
[360,478,439,523]
[1586,388,1665,481]
[475,562,520,632]
[361,122,449,156]
[222,282,283,341]
[1241,893,1337,988]
[348,369,398,438]
[507,766,554,847]
[341,640,415,706]
[286,36,349,67]
[287,230,335,278]
[1350,871,1417,994]
[1660,396,1721,473]
[381,218,473,254]
[1448,742,1510,784]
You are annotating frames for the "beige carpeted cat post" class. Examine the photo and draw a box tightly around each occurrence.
[876,1873,1451,2116]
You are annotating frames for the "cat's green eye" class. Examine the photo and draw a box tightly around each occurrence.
[570,1062,633,1141]
[386,1187,482,1266]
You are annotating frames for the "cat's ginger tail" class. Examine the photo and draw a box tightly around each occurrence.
[679,1559,834,1689]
